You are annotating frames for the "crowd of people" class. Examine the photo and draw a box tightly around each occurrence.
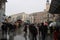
[23,22,48,40]
[0,18,60,40]
[0,18,22,40]
[23,22,60,40]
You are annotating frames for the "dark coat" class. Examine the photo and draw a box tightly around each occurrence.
[24,25,27,33]
[1,23,8,32]
[7,23,14,32]
[40,23,48,34]
[1,22,14,32]
[29,24,38,35]
[12,25,16,31]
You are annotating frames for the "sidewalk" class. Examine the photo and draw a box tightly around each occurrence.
[14,35,25,40]
[14,33,29,40]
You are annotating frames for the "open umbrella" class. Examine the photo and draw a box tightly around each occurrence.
[49,22,56,27]
[49,21,60,27]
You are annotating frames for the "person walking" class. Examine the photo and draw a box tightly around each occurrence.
[1,22,8,40]
[54,27,60,40]
[29,24,38,40]
[1,19,9,40]
[13,22,18,36]
[40,23,48,40]
[37,23,41,40]
[23,24,28,40]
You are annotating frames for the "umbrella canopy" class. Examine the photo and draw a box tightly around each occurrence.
[49,22,60,27]
[49,22,56,27]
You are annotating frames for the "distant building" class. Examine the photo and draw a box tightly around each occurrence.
[30,12,53,24]
[11,12,29,23]
[29,0,54,24]
[0,0,7,22]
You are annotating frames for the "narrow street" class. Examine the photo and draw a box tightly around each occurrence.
[0,0,60,40]
[0,26,54,40]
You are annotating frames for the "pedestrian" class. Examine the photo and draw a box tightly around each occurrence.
[17,19,22,28]
[40,23,48,40]
[4,18,14,40]
[23,24,28,40]
[17,19,22,34]
[13,22,18,36]
[54,27,60,40]
[49,25,54,40]
[7,23,14,40]
[1,22,8,40]
[1,19,9,40]
[29,24,38,40]
[37,23,41,40]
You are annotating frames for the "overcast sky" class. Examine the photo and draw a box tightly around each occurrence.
[5,0,51,16]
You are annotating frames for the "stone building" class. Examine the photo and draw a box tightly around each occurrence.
[0,0,7,22]
[10,12,29,23]
[29,12,53,24]
[29,0,54,24]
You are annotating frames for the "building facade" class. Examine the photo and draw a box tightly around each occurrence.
[29,0,54,24]
[11,12,29,23]
[0,0,7,22]
[29,12,53,24]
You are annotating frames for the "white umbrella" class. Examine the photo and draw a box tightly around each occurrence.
[49,22,56,27]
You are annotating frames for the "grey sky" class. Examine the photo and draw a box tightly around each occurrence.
[5,0,51,16]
